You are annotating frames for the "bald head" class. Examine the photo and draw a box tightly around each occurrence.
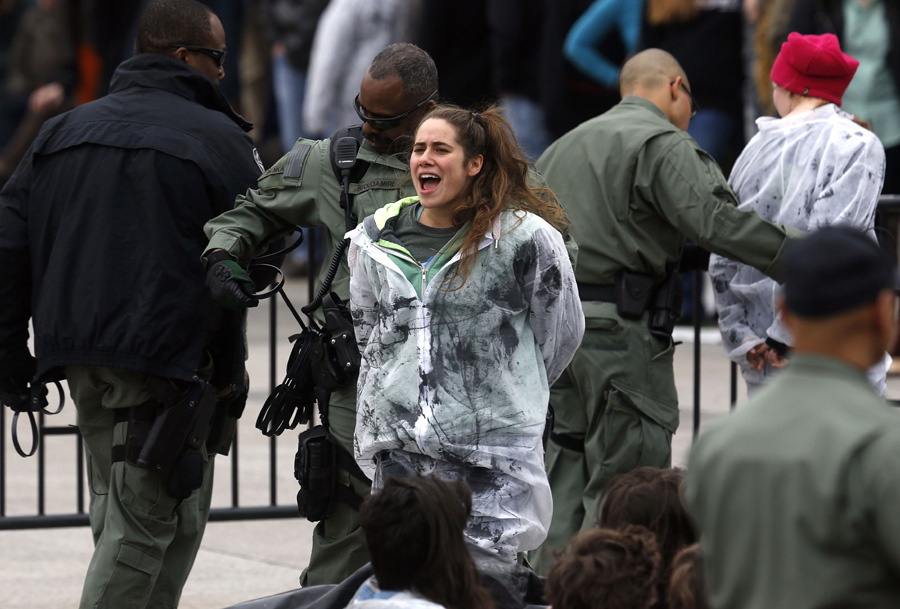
[619,49,687,96]
[618,49,693,131]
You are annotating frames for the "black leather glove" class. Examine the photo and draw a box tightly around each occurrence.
[204,250,259,309]
[0,353,36,412]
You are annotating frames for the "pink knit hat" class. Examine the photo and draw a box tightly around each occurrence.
[770,32,859,106]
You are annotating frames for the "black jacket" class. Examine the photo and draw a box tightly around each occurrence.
[488,0,543,102]
[787,0,900,100]
[0,54,261,386]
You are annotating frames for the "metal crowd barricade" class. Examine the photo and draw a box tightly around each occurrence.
[0,238,323,530]
[5,196,900,528]
[0,296,297,530]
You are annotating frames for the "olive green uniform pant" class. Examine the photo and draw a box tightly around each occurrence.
[299,381,371,586]
[528,303,679,575]
[67,366,214,609]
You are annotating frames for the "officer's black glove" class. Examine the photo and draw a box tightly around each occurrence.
[0,353,36,412]
[765,337,790,358]
[204,250,259,309]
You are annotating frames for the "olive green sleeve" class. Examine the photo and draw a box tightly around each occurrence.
[203,138,331,263]
[849,430,900,574]
[527,165,579,268]
[646,135,803,283]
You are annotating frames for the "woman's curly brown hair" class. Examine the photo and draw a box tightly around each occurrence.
[596,467,698,609]
[545,525,662,609]
[667,543,707,609]
[413,104,569,287]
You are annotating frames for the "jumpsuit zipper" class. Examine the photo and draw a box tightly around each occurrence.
[368,241,433,453]
[362,229,494,455]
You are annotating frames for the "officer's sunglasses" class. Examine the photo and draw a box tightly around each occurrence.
[354,90,438,131]
[670,80,699,118]
[169,44,227,68]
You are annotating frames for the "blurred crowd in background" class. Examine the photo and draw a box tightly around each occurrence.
[1,0,897,192]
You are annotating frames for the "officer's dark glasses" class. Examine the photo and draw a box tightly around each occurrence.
[169,44,227,68]
[670,80,699,118]
[354,90,438,130]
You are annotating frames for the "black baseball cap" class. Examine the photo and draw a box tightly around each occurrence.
[782,225,899,318]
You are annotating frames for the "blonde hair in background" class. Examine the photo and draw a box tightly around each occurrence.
[646,0,699,25]
[753,0,800,116]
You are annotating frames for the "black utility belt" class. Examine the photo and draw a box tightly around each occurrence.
[580,271,684,338]
[578,273,658,317]
[576,282,616,303]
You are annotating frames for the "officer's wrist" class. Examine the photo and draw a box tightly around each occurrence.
[202,249,234,271]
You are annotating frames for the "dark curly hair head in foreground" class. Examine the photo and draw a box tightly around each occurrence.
[599,468,697,564]
[359,475,494,609]
[668,543,707,609]
[545,524,662,609]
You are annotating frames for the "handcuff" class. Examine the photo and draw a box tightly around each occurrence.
[10,380,65,458]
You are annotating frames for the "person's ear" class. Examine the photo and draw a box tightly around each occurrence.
[874,290,899,354]
[467,154,484,177]
[670,76,682,102]
[172,46,190,65]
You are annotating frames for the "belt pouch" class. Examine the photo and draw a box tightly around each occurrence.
[294,425,337,521]
[615,271,655,320]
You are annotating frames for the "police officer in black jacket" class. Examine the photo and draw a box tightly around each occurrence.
[0,1,262,607]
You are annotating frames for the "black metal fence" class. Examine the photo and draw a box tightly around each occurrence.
[0,292,300,530]
[2,198,898,530]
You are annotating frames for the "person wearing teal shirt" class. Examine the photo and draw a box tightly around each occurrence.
[564,0,644,89]
[686,225,900,609]
[787,0,900,194]
[348,105,584,560]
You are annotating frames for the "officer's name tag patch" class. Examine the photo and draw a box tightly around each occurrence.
[357,179,398,194]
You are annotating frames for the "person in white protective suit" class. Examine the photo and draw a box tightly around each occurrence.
[710,31,889,395]
[348,104,584,561]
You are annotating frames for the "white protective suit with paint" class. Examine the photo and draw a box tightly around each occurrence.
[709,103,889,393]
[348,200,584,559]
[347,577,445,609]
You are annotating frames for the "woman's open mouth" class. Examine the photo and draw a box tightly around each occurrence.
[418,173,441,195]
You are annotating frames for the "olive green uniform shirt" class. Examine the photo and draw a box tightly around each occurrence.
[536,95,801,289]
[203,136,414,585]
[204,137,413,304]
[686,354,900,609]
